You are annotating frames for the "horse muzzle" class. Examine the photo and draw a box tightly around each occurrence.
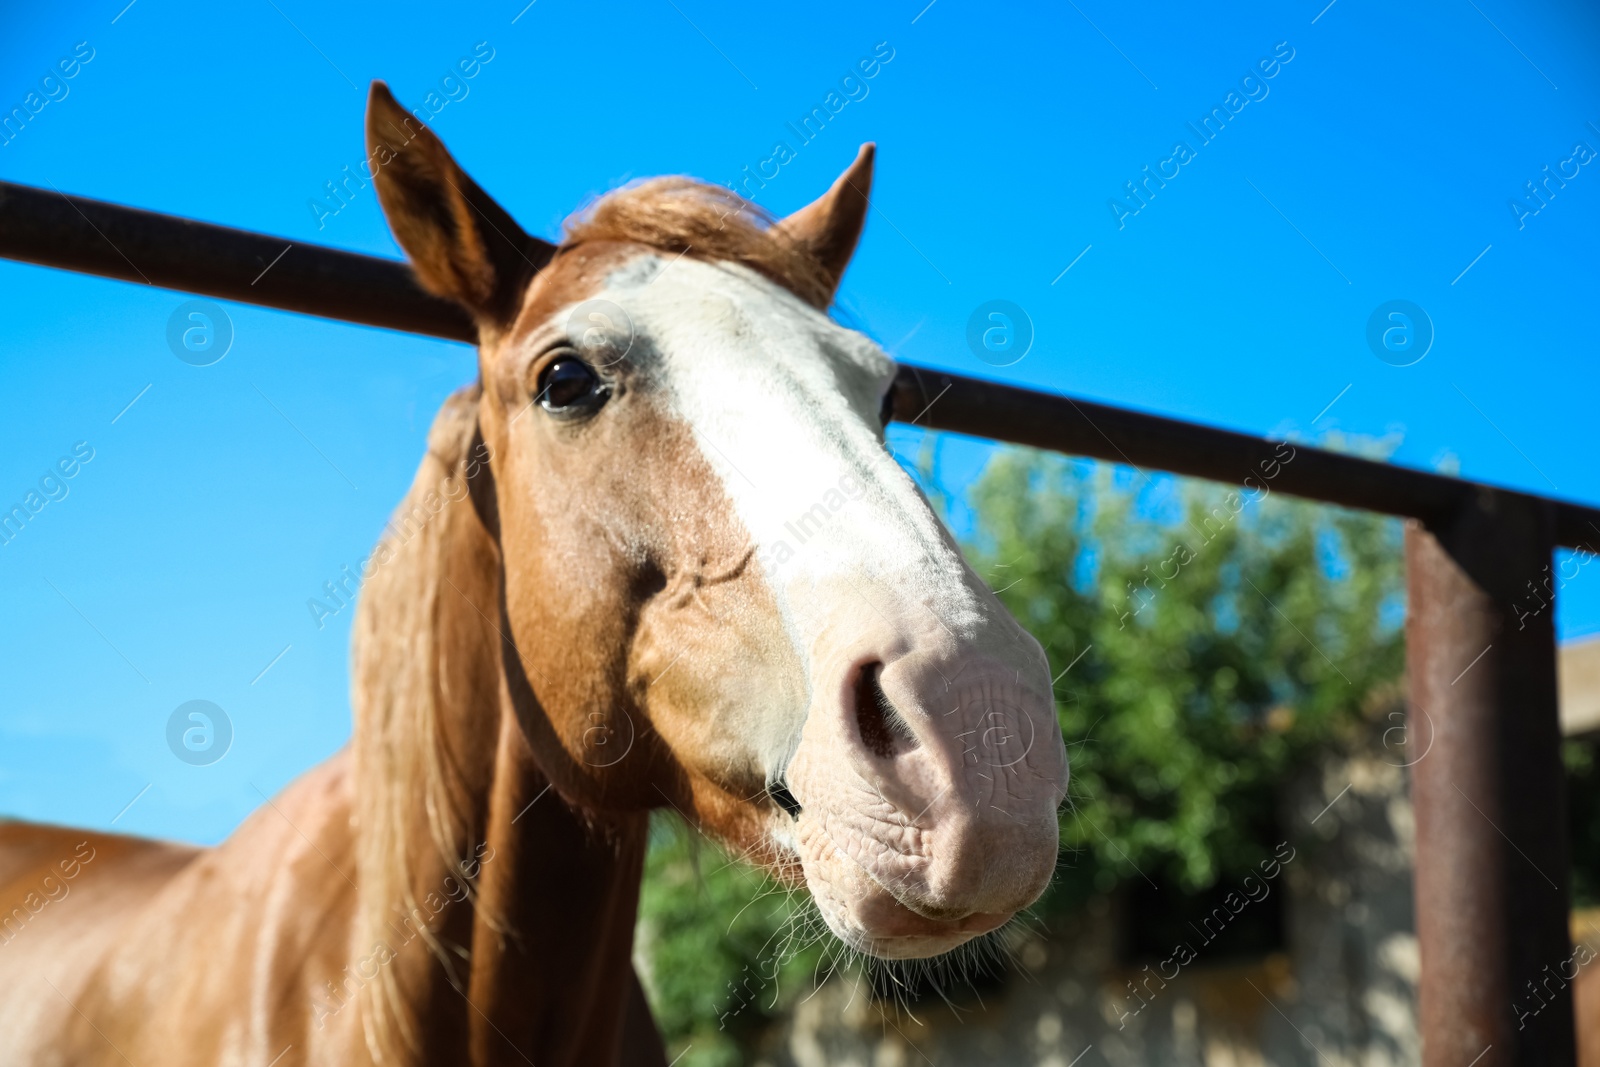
[785,645,1067,959]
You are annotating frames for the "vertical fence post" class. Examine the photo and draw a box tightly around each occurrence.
[1407,491,1572,1065]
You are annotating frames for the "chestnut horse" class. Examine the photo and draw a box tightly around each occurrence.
[0,83,1067,1066]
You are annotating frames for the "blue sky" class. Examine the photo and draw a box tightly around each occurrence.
[1,0,1597,845]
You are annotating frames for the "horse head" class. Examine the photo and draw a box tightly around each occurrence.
[366,82,1067,961]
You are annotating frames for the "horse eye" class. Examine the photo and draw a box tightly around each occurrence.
[538,356,605,414]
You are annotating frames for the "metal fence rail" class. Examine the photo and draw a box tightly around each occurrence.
[0,178,1588,1066]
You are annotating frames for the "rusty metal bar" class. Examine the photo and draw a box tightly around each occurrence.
[895,366,1600,552]
[1407,495,1573,1066]
[0,180,473,341]
[6,178,1593,550]
[4,179,1600,549]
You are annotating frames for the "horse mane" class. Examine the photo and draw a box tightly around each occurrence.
[351,384,502,1062]
[562,177,834,308]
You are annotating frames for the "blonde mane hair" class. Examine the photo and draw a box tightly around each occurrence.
[351,385,501,1062]
[563,177,834,308]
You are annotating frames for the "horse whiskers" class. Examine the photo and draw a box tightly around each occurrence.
[726,895,1030,1028]
[707,831,793,878]
[722,881,795,937]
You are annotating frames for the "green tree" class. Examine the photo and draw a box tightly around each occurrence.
[637,818,831,1067]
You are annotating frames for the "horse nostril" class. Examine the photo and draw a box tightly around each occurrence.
[768,781,802,818]
[854,662,915,760]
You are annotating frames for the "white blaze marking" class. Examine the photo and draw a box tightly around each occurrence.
[582,255,992,771]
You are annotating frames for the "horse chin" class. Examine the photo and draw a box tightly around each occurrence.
[823,897,1014,961]
[798,844,1017,961]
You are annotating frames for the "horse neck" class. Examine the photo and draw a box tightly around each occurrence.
[350,387,646,1065]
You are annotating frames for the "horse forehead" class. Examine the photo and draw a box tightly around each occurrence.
[599,253,891,382]
[599,254,965,580]
[508,241,645,346]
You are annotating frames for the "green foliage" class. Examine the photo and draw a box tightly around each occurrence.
[637,818,829,1067]
[1563,738,1600,907]
[637,444,1408,1064]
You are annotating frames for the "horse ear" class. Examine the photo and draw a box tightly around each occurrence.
[774,143,874,304]
[365,81,555,334]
